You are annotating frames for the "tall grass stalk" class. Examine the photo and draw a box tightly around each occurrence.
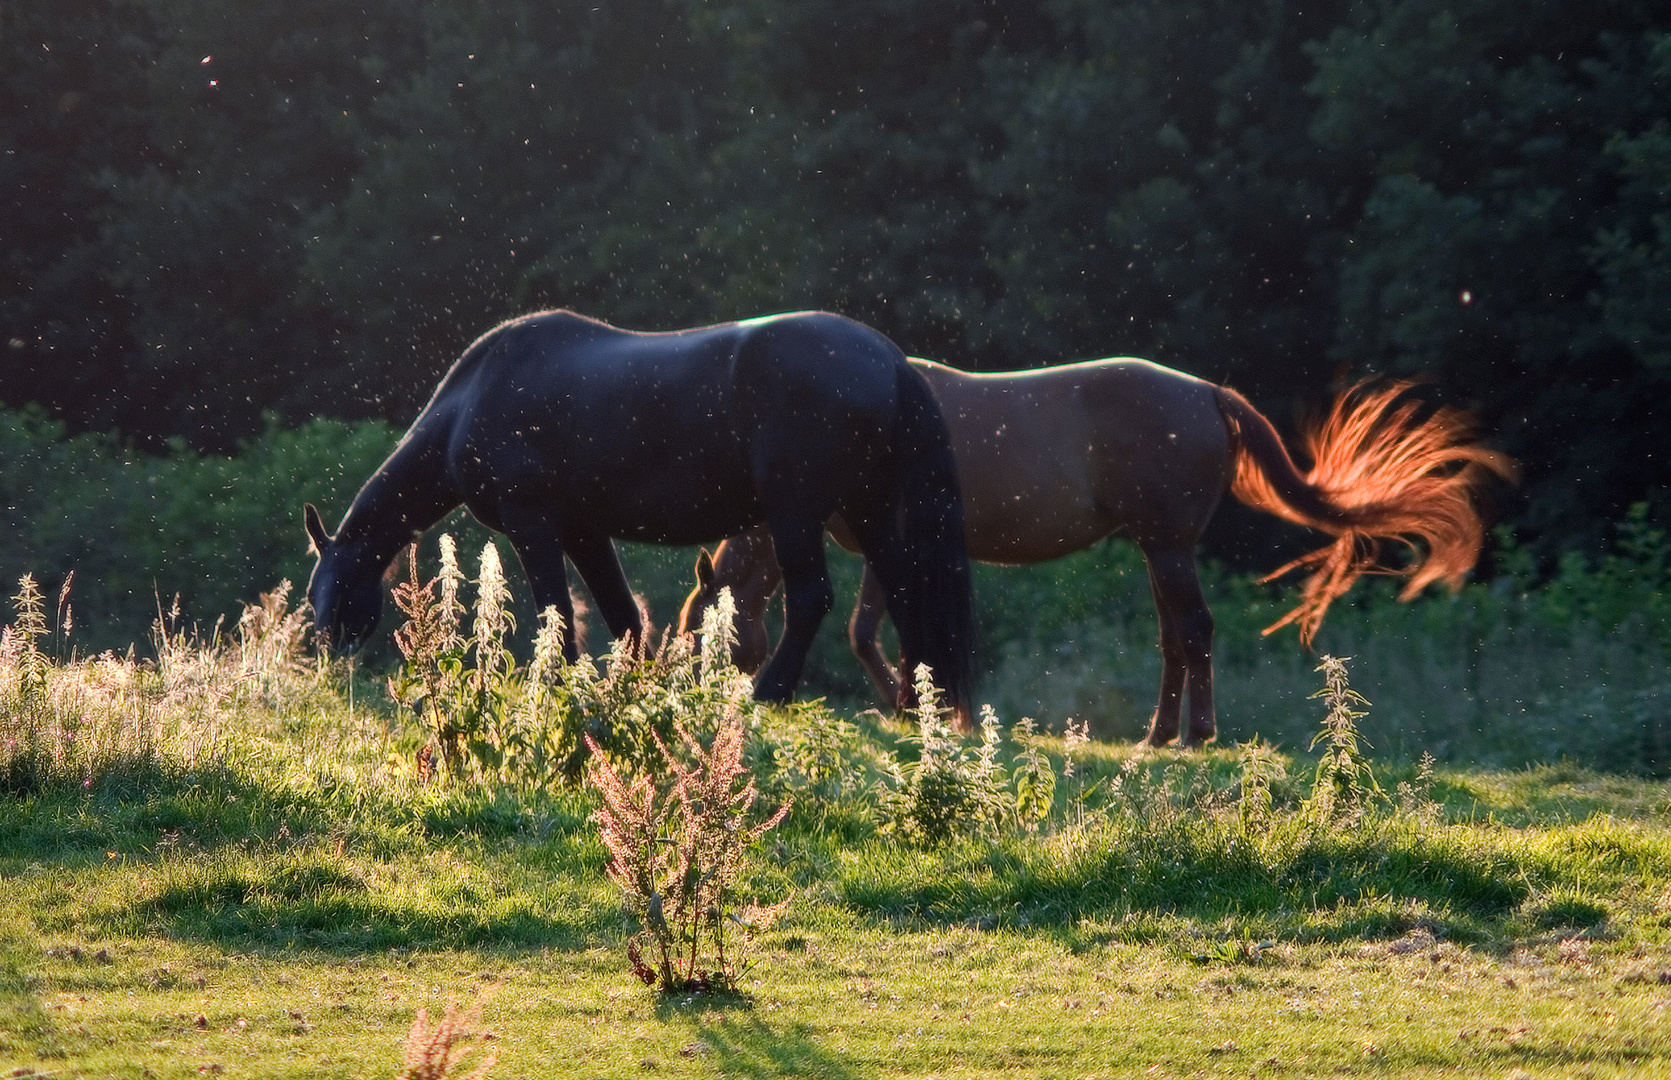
[2,574,319,794]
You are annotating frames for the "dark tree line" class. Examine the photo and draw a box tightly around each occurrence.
[4,0,1668,566]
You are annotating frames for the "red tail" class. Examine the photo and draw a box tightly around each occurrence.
[1216,382,1516,644]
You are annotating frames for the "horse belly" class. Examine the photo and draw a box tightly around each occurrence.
[1079,373,1231,544]
[579,451,763,545]
[535,434,763,546]
[960,474,1112,564]
[943,402,1111,564]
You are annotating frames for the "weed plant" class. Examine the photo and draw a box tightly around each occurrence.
[871,669,1012,842]
[385,538,829,789]
[384,557,806,992]
[0,573,324,796]
[385,534,515,779]
[1305,654,1384,823]
[397,991,498,1080]
[586,713,792,994]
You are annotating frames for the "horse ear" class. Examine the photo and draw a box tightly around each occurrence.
[303,503,331,553]
[694,548,715,586]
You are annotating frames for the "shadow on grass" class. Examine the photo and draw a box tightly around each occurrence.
[2,757,599,868]
[827,822,1537,946]
[653,999,865,1080]
[131,875,604,954]
[4,760,615,957]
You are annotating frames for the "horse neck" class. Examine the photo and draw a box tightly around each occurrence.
[334,420,461,570]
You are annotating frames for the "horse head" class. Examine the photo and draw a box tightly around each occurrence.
[677,546,773,675]
[303,503,384,657]
[675,547,718,640]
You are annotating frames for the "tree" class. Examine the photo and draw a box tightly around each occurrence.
[0,0,158,432]
[1309,0,1671,554]
[303,0,723,419]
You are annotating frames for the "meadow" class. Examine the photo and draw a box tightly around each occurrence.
[3,523,1670,1079]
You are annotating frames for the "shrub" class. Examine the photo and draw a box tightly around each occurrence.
[586,712,791,995]
[869,666,1088,843]
[385,542,804,787]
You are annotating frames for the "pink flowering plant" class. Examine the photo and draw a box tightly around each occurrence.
[585,708,791,995]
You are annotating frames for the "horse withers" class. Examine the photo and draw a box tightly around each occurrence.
[303,310,977,716]
[679,357,1514,747]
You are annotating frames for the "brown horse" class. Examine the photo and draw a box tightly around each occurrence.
[679,357,1513,746]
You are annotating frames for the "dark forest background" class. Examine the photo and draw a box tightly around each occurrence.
[3,0,1669,638]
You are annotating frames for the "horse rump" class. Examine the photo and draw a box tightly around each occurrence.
[856,361,978,717]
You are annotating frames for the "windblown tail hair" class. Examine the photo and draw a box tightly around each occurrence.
[1217,382,1517,644]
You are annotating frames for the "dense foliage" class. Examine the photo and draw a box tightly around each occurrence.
[4,0,1668,566]
[0,406,395,650]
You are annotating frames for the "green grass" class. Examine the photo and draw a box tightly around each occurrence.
[5,703,1671,1077]
[5,573,1671,1078]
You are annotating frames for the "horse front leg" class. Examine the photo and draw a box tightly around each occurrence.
[564,528,646,654]
[752,518,833,704]
[1139,546,1216,748]
[497,505,584,664]
[848,562,901,707]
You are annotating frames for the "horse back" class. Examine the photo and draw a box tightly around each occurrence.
[437,310,907,544]
[1068,360,1232,543]
[912,357,1232,557]
[728,312,904,471]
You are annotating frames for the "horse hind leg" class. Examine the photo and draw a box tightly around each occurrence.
[1139,545,1216,748]
[843,513,973,730]
[848,562,902,708]
[752,516,834,704]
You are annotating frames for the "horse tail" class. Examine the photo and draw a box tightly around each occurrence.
[1215,382,1516,645]
[884,361,978,714]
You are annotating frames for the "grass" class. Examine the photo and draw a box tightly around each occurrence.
[4,573,1671,1077]
[5,726,1671,1076]
[5,870,1671,1078]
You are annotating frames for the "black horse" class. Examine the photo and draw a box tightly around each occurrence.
[303,309,976,713]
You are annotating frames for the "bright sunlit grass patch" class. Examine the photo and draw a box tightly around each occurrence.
[4,576,1671,1077]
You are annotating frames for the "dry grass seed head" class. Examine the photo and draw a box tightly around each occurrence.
[397,993,498,1080]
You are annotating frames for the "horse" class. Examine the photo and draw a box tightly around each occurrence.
[303,310,977,715]
[679,356,1513,746]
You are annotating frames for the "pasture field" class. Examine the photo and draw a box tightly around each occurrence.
[4,578,1671,1080]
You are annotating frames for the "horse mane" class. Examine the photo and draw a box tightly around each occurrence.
[1218,382,1517,645]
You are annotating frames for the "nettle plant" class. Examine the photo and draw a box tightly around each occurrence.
[1304,654,1385,825]
[385,535,511,780]
[871,665,1062,843]
[385,537,789,787]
